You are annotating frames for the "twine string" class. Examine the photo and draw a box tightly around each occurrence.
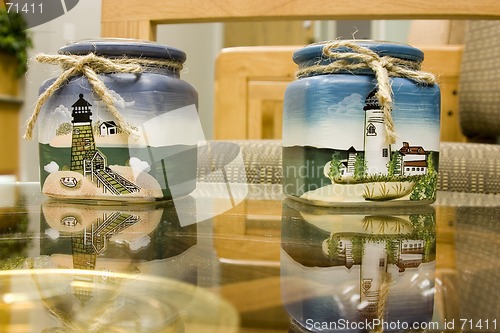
[296,41,436,145]
[24,53,183,140]
[370,272,391,333]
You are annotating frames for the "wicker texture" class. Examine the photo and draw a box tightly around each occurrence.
[459,21,500,140]
[197,140,500,195]
[438,142,500,194]
[197,140,282,184]
[455,206,500,323]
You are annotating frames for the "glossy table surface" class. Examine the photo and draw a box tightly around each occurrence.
[0,182,499,333]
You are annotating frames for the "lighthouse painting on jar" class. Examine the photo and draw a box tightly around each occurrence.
[282,79,440,206]
[363,89,392,175]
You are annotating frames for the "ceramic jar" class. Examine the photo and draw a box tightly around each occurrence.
[36,39,198,201]
[282,40,440,207]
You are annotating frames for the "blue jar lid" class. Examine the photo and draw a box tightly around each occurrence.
[58,38,186,63]
[293,40,424,67]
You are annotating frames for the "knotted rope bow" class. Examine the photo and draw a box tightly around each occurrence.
[296,41,436,144]
[24,53,183,140]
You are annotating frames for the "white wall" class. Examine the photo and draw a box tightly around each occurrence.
[19,0,221,181]
[371,20,411,43]
[315,20,411,44]
[156,23,223,140]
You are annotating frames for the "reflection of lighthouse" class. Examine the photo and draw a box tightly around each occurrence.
[70,94,96,173]
[363,89,391,174]
[360,241,388,320]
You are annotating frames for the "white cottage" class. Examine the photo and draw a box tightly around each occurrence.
[99,121,118,136]
[339,146,358,177]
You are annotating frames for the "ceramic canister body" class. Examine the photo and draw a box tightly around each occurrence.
[282,41,441,207]
[37,39,198,201]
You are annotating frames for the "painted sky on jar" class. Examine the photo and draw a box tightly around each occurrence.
[282,77,441,152]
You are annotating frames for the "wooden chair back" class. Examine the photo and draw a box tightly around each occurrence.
[214,46,296,139]
[101,0,500,40]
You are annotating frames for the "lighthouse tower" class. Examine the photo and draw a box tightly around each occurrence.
[70,94,96,172]
[359,241,388,320]
[363,89,391,175]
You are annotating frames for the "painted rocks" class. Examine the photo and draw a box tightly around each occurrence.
[283,40,440,206]
[33,39,199,201]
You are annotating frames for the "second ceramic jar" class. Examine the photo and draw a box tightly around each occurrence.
[282,40,440,207]
[34,39,198,202]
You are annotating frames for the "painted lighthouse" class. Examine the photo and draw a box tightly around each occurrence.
[67,93,140,195]
[70,94,96,172]
[363,88,391,175]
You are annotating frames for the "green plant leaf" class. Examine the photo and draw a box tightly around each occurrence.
[0,9,33,76]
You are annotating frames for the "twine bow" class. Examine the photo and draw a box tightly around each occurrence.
[24,53,183,140]
[296,40,436,144]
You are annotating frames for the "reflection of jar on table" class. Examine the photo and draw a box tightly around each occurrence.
[281,199,437,332]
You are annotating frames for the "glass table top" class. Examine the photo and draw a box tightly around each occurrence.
[0,182,498,332]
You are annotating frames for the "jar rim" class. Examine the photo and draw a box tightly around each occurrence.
[293,40,424,65]
[58,38,186,63]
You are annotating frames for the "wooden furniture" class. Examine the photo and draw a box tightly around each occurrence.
[0,53,22,178]
[224,21,314,48]
[214,46,296,139]
[0,97,22,177]
[101,0,500,40]
[419,45,466,142]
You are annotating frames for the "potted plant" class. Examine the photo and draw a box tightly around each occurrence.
[0,8,32,77]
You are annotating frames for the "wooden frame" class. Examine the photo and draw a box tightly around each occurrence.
[101,0,500,40]
[214,46,296,139]
[0,53,22,178]
[419,45,466,142]
[0,97,22,177]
